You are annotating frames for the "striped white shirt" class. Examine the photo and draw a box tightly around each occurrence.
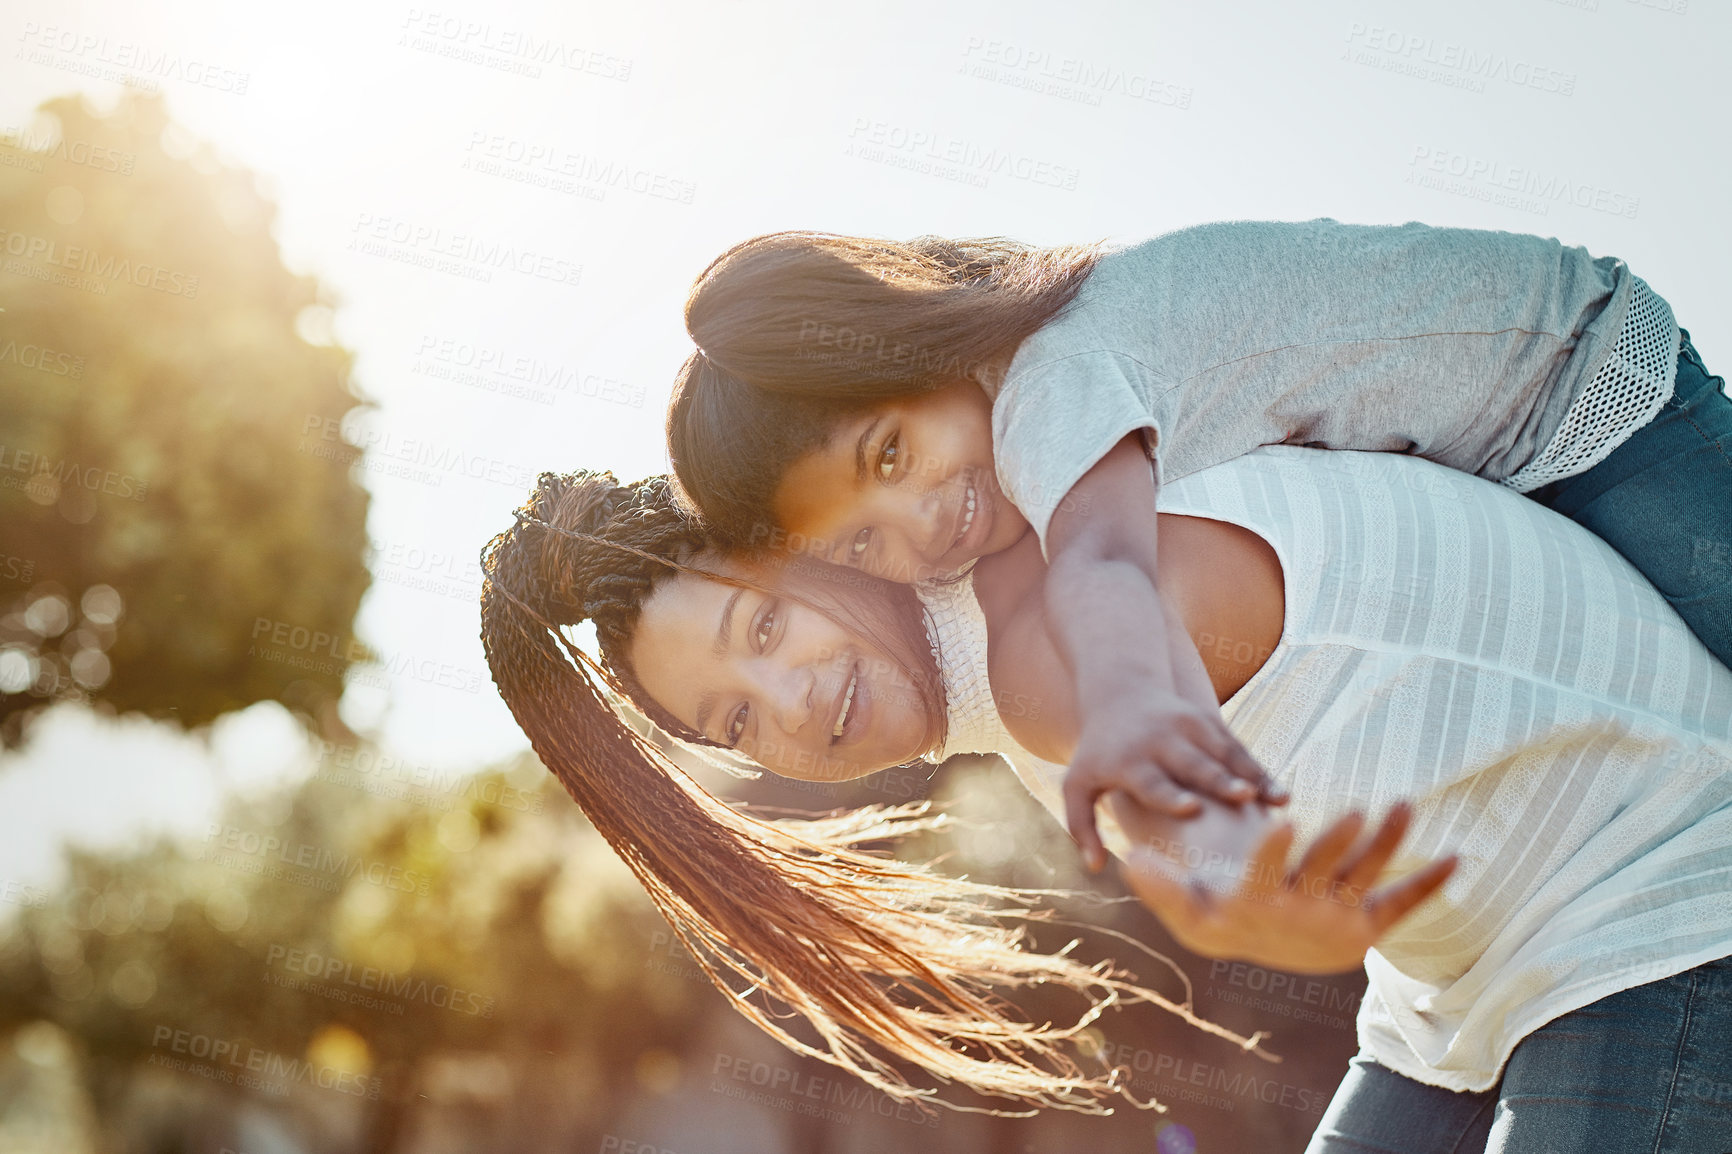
[924,445,1732,1093]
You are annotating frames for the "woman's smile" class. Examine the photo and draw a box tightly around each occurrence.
[627,555,933,780]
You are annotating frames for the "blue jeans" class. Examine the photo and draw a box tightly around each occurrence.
[1304,954,1732,1153]
[1525,329,1732,672]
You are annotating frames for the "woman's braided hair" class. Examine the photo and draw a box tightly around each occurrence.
[478,469,1268,1115]
[491,470,715,745]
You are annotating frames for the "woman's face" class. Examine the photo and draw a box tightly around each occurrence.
[628,554,933,781]
[770,379,1028,584]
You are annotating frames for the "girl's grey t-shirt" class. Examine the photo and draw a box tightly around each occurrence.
[991,218,1635,551]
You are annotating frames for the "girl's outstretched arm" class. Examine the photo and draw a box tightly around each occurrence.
[1043,433,1284,872]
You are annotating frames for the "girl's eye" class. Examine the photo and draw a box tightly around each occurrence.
[847,528,872,565]
[754,603,778,650]
[726,703,749,746]
[876,434,900,481]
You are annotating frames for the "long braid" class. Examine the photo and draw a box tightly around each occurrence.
[478,470,1271,1115]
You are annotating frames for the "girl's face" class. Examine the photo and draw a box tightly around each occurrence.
[770,380,1028,583]
[628,554,933,781]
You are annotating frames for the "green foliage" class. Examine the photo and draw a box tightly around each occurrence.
[0,91,371,746]
[0,746,692,1142]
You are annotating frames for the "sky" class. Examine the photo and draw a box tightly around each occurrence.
[0,0,1726,887]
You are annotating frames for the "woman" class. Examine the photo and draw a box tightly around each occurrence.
[475,470,1269,1119]
[479,446,1732,1149]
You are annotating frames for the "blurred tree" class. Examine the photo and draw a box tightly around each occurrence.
[0,746,703,1154]
[0,91,371,747]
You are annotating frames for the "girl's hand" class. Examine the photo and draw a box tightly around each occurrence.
[1117,801,1458,974]
[1064,687,1284,873]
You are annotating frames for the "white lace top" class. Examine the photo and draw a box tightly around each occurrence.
[919,445,1732,1093]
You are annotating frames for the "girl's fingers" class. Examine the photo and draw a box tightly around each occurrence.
[1365,855,1458,934]
[1127,765,1210,816]
[1062,782,1110,874]
[1338,801,1414,892]
[1195,722,1285,803]
[1244,821,1296,899]
[1292,811,1366,881]
[1141,744,1250,807]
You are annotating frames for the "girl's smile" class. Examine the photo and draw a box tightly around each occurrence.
[771,380,1029,583]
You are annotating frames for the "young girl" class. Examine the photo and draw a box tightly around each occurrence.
[666,220,1732,871]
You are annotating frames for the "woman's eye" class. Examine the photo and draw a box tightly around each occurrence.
[754,604,777,650]
[848,528,872,565]
[876,434,900,481]
[726,703,749,746]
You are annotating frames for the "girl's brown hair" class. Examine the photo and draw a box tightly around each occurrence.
[478,468,1268,1115]
[666,232,1103,546]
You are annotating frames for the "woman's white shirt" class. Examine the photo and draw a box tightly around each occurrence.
[921,445,1732,1093]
